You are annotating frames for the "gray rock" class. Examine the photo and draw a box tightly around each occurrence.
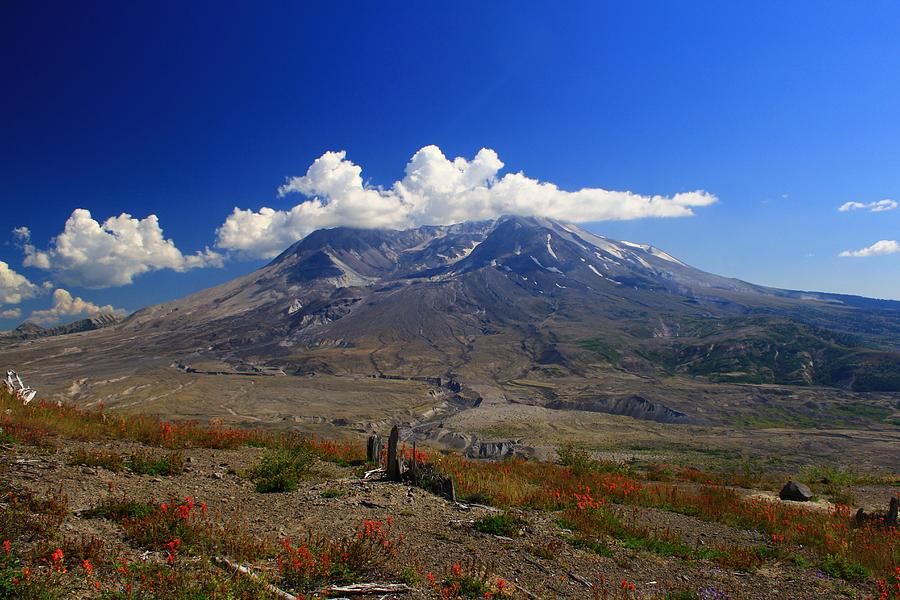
[779,480,813,502]
[469,441,518,460]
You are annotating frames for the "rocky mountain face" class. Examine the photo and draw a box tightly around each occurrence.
[101,215,900,393]
[1,313,122,342]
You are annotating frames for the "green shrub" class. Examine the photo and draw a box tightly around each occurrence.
[398,565,420,587]
[567,536,613,557]
[83,498,156,522]
[556,442,596,475]
[473,513,526,537]
[799,465,855,487]
[820,554,869,582]
[68,448,124,472]
[246,446,315,493]
[127,450,184,476]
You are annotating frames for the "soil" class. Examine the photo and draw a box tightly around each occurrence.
[4,436,893,600]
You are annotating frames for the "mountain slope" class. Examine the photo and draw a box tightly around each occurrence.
[87,215,899,393]
[0,217,900,438]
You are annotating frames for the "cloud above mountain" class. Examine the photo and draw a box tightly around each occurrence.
[22,209,224,288]
[27,288,127,325]
[839,240,900,258]
[838,199,898,213]
[217,145,718,258]
[0,260,39,305]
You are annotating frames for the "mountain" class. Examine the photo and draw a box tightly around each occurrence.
[84,215,898,392]
[1,216,899,437]
[1,313,123,342]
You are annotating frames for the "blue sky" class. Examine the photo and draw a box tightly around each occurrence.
[2,1,899,327]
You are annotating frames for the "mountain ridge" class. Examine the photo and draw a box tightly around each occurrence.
[84,216,900,394]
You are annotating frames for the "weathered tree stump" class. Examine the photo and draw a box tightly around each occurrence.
[854,496,899,528]
[442,473,457,503]
[366,434,382,464]
[888,496,898,527]
[409,441,419,479]
[386,425,401,481]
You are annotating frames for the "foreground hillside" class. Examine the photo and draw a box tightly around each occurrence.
[1,391,897,599]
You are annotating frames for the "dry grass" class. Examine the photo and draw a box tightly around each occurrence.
[1,386,898,599]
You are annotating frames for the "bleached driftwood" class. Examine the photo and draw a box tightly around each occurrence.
[363,467,385,480]
[211,556,299,600]
[324,583,412,595]
[567,570,592,588]
[5,370,36,404]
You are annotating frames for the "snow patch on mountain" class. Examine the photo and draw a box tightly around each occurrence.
[530,256,563,274]
[546,234,558,260]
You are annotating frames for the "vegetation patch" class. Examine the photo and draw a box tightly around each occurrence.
[473,513,526,537]
[819,554,870,582]
[575,338,622,364]
[68,448,125,472]
[245,445,316,493]
[320,488,346,498]
[83,497,155,522]
[117,496,269,562]
[126,450,185,476]
[427,562,512,599]
[277,519,399,592]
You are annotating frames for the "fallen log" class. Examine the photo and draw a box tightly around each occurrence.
[567,570,592,588]
[363,468,385,480]
[324,582,412,595]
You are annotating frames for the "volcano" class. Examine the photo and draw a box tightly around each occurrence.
[3,216,900,436]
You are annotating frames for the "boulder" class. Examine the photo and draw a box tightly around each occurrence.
[779,480,814,502]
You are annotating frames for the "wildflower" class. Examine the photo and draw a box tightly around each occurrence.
[2,540,9,555]
[51,547,66,572]
[83,559,93,576]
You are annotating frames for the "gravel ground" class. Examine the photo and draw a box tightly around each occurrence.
[3,439,888,600]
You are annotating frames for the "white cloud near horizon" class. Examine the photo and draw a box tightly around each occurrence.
[22,209,224,288]
[839,240,900,258]
[0,260,40,305]
[216,145,718,258]
[838,199,898,213]
[1,308,22,319]
[27,288,127,325]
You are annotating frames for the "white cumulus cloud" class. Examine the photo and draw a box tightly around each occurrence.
[838,199,898,213]
[23,209,224,288]
[0,261,40,305]
[839,240,900,258]
[27,288,127,325]
[217,145,718,258]
[1,308,22,320]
